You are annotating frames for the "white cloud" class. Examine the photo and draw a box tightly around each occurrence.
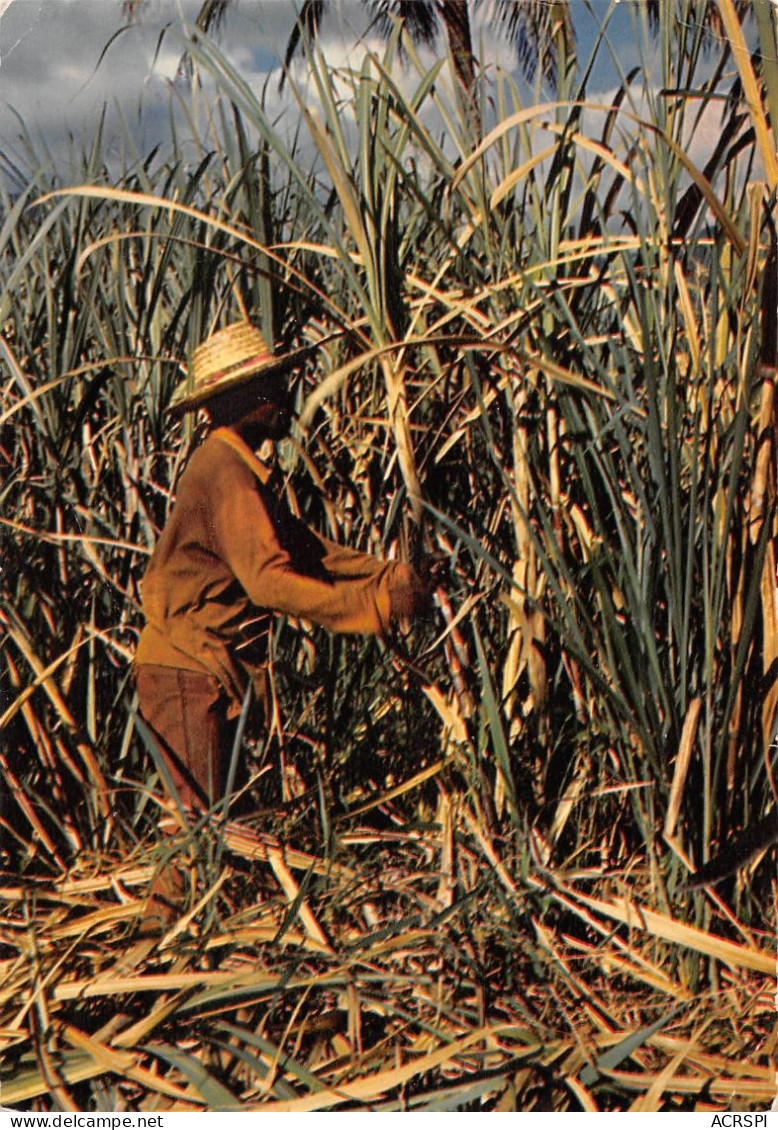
[0,0,732,202]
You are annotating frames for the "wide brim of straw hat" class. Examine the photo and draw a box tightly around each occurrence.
[169,321,313,415]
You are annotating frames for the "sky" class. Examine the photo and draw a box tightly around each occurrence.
[0,0,735,190]
[0,2,647,174]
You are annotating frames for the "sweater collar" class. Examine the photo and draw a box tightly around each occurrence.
[211,427,272,485]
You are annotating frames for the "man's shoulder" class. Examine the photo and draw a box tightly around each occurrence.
[179,432,256,495]
[189,431,253,474]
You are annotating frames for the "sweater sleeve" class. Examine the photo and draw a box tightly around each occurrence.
[209,460,397,635]
[315,530,429,616]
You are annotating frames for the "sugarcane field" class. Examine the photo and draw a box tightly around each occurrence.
[0,0,776,1115]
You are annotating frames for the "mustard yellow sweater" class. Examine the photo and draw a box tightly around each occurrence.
[136,428,418,716]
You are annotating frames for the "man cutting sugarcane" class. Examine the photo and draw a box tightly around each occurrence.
[135,320,430,819]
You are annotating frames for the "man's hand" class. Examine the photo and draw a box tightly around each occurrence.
[390,565,433,620]
[416,551,451,591]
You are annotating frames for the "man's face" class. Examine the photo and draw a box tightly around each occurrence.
[234,375,294,445]
[206,372,295,445]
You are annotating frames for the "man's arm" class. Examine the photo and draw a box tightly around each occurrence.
[284,514,430,615]
[210,466,425,634]
[316,534,431,620]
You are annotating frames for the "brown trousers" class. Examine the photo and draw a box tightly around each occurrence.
[136,664,235,811]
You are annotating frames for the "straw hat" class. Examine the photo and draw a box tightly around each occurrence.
[169,321,312,414]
